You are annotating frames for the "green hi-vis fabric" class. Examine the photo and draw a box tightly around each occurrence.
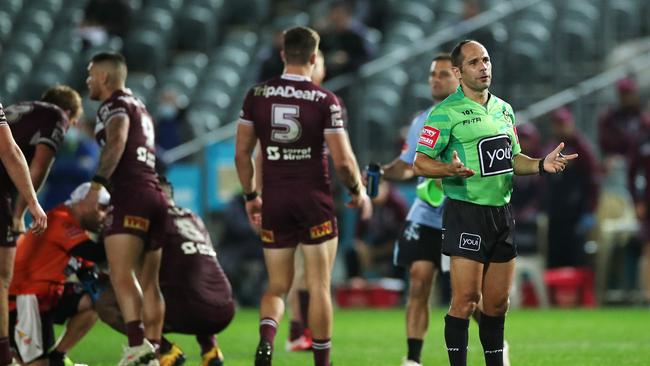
[415,86,521,206]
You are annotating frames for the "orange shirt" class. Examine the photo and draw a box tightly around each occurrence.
[10,204,90,299]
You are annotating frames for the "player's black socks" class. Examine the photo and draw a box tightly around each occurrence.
[48,349,66,366]
[125,320,145,347]
[197,334,216,355]
[445,314,469,366]
[298,290,310,328]
[160,336,173,354]
[290,320,304,341]
[479,312,505,366]
[312,338,331,366]
[260,318,278,345]
[0,337,10,365]
[407,338,423,363]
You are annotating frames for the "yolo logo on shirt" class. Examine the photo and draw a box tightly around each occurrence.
[478,135,513,176]
[459,232,481,251]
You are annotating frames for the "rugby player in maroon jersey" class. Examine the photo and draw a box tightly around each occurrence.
[235,26,370,366]
[96,177,234,366]
[80,52,168,366]
[0,86,81,365]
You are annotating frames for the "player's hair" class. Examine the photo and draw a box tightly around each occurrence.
[91,51,128,83]
[433,53,452,63]
[41,85,82,120]
[283,26,320,65]
[450,39,476,69]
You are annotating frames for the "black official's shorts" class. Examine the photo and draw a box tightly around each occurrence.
[442,199,517,263]
[394,221,442,269]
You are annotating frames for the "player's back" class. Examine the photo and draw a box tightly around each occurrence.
[159,205,232,306]
[0,101,68,191]
[240,75,345,190]
[94,90,158,187]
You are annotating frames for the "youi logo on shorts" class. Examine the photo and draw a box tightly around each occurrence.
[459,232,481,251]
[478,134,513,176]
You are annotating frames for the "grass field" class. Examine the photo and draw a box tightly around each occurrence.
[62,307,650,365]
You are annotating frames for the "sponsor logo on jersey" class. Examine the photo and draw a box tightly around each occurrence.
[310,220,333,240]
[418,126,440,148]
[123,215,150,232]
[329,104,344,127]
[461,117,482,125]
[254,85,327,102]
[477,135,513,176]
[459,232,481,251]
[261,229,275,243]
[502,108,513,126]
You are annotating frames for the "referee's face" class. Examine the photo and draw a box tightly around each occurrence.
[456,42,492,93]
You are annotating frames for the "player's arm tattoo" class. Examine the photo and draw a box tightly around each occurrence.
[96,115,129,179]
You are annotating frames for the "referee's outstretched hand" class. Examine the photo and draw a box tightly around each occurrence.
[450,150,475,178]
[543,142,578,173]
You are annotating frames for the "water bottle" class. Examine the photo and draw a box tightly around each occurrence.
[366,163,381,198]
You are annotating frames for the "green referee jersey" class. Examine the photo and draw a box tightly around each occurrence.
[415,86,521,206]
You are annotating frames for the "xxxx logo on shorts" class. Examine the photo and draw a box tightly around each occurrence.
[310,220,333,240]
[261,229,275,243]
[123,215,150,231]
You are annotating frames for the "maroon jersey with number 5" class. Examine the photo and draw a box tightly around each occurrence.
[238,74,345,247]
[239,74,345,190]
[94,90,158,188]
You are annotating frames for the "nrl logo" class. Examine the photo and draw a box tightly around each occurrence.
[502,108,513,125]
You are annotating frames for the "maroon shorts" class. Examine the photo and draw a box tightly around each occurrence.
[260,187,338,248]
[163,290,235,335]
[104,184,169,250]
[0,192,16,247]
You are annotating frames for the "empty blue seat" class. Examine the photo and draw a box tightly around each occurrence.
[123,30,167,75]
[177,5,218,51]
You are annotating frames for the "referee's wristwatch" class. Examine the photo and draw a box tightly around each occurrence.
[538,159,547,175]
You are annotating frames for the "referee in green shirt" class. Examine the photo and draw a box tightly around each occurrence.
[414,40,577,366]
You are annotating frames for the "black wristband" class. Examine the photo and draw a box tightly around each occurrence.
[244,191,258,201]
[348,182,361,195]
[538,159,547,176]
[91,175,110,188]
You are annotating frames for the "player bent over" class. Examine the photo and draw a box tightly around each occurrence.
[96,177,234,366]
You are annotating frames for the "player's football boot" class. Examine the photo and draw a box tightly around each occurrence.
[285,328,313,352]
[399,357,422,366]
[160,343,186,366]
[200,345,224,366]
[118,339,159,366]
[254,340,273,366]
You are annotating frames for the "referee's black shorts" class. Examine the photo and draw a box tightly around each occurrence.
[441,198,517,263]
[393,221,442,269]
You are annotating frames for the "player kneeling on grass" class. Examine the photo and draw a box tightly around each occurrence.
[96,177,235,366]
[8,183,110,366]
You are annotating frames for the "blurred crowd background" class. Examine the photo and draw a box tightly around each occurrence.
[1,0,650,308]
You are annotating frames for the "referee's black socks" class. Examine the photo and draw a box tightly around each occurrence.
[444,314,469,366]
[479,312,505,366]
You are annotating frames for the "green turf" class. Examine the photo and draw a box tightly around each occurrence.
[63,307,650,365]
